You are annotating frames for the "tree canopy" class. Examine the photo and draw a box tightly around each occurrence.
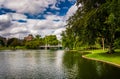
[25,35,59,49]
[61,0,120,53]
[44,35,59,46]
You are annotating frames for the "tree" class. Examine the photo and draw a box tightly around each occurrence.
[62,0,120,53]
[61,26,76,50]
[35,35,41,40]
[25,40,40,49]
[44,35,59,46]
[24,34,48,49]
[0,39,4,46]
[7,38,20,48]
[0,36,7,46]
[35,35,45,45]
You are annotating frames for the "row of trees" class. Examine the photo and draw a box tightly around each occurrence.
[0,35,59,49]
[25,35,59,49]
[61,0,120,53]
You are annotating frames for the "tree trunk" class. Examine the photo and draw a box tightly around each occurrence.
[102,37,105,50]
[107,43,115,54]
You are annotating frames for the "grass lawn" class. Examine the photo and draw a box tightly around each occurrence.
[83,49,120,65]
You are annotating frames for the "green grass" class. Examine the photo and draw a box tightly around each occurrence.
[0,46,27,50]
[84,49,120,65]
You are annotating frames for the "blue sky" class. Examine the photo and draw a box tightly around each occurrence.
[0,0,77,39]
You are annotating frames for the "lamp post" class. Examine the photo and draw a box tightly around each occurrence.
[45,36,47,50]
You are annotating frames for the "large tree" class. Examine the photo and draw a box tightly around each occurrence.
[62,0,120,53]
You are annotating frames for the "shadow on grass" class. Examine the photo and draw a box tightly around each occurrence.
[97,51,120,57]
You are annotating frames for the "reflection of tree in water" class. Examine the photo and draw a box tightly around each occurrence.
[62,51,81,79]
[77,57,99,79]
[63,51,80,69]
[95,61,120,79]
[24,50,41,63]
[62,51,120,79]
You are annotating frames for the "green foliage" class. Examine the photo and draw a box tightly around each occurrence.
[62,0,120,53]
[7,38,20,48]
[44,35,59,45]
[0,40,5,46]
[24,34,59,49]
[0,37,6,46]
[114,38,120,49]
[0,34,59,49]
[25,40,40,49]
[25,34,43,49]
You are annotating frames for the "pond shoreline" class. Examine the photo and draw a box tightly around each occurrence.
[82,55,120,68]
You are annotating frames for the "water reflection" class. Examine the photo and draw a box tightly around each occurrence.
[0,50,120,79]
[63,51,120,79]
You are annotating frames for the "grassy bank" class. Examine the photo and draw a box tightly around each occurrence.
[0,46,27,50]
[83,49,120,65]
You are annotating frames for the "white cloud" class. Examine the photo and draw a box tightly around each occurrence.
[45,15,62,21]
[0,20,29,38]
[53,28,65,40]
[0,14,12,30]
[1,0,57,14]
[64,3,77,20]
[53,28,65,35]
[9,22,27,34]
[0,1,78,39]
[37,16,65,29]
[0,13,66,39]
[10,13,27,20]
[0,14,11,23]
[0,0,5,7]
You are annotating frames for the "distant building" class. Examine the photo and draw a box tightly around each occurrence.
[24,34,33,41]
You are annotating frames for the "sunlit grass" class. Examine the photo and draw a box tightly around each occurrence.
[84,49,120,65]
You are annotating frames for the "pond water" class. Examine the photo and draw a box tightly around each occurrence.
[0,50,120,79]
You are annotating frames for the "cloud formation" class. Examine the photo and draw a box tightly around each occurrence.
[0,14,12,30]
[64,3,77,20]
[1,0,60,14]
[0,0,77,39]
[10,13,27,20]
[0,14,66,39]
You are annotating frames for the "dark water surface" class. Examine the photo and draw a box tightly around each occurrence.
[0,50,120,79]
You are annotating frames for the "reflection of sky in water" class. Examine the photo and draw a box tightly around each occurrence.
[55,50,64,68]
[5,50,37,70]
[1,50,66,79]
[0,50,120,79]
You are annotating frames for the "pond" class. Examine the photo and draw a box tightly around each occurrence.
[0,50,120,79]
